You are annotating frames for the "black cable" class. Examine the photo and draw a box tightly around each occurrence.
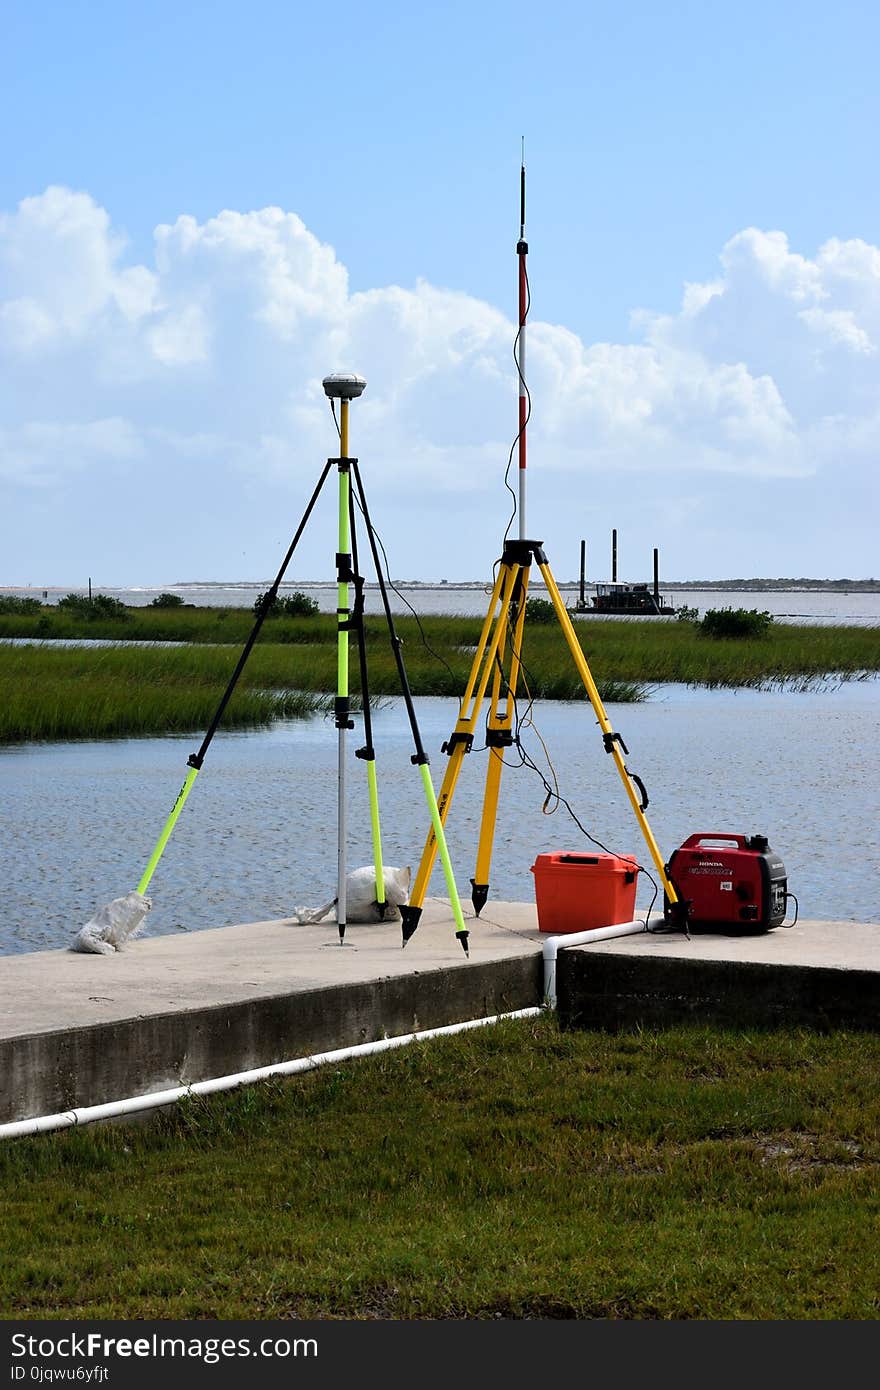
[489,618,661,928]
[351,488,461,690]
[347,479,375,755]
[510,726,659,928]
[349,462,431,762]
[332,394,459,692]
[357,450,660,930]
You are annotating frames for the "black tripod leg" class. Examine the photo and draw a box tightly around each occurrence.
[189,459,334,770]
[136,459,333,895]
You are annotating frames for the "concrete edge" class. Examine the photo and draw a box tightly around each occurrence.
[1,954,544,1125]
[556,951,880,1033]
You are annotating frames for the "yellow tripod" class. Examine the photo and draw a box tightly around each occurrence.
[398,537,682,944]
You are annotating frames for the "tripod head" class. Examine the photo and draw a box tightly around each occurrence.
[322,373,367,400]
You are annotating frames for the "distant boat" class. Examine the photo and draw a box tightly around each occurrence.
[570,535,675,616]
[577,582,675,616]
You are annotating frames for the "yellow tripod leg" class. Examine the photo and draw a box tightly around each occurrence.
[538,562,679,906]
[408,562,523,911]
[472,564,531,913]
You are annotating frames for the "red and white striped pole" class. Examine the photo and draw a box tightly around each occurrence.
[516,157,528,540]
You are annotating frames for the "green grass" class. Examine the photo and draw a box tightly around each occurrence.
[2,1015,878,1320]
[0,644,327,742]
[1,603,876,681]
[0,626,645,744]
[1,607,877,742]
[0,605,333,646]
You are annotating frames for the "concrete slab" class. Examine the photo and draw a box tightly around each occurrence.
[0,899,544,1125]
[1,898,542,1040]
[558,919,879,970]
[2,905,877,1126]
[556,919,880,1034]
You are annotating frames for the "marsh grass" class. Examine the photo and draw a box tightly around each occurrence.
[0,608,877,742]
[0,604,377,646]
[0,645,326,742]
[1,1015,878,1320]
[1,605,875,682]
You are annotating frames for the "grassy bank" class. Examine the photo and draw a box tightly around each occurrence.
[0,645,327,742]
[1,608,877,742]
[0,628,644,744]
[2,1014,878,1320]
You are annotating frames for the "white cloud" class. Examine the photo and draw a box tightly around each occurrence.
[0,186,878,580]
[721,227,824,303]
[147,303,211,366]
[798,307,875,355]
[0,417,144,485]
[0,187,156,350]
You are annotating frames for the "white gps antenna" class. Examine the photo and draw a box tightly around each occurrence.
[322,372,367,400]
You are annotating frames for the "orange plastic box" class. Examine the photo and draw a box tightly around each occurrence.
[530,852,639,934]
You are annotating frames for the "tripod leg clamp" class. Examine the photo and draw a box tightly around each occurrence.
[603,730,630,756]
[334,697,354,730]
[486,729,515,749]
[441,731,474,756]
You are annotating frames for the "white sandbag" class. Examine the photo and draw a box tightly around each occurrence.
[290,865,411,925]
[73,891,152,955]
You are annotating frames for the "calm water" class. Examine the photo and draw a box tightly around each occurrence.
[2,682,878,955]
[3,583,880,625]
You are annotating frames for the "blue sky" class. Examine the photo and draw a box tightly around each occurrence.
[2,0,879,584]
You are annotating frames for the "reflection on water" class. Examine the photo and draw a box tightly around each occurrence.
[2,682,879,955]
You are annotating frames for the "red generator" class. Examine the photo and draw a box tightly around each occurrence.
[664,833,788,931]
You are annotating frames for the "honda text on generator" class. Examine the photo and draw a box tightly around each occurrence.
[663,833,795,932]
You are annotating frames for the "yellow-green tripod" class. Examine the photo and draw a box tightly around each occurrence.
[399,537,682,944]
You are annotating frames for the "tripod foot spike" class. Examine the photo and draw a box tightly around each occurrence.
[457,930,470,956]
[338,923,346,944]
[470,880,489,916]
[400,904,422,945]
[666,897,692,940]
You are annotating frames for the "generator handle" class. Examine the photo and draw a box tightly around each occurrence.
[630,773,649,812]
[679,833,750,850]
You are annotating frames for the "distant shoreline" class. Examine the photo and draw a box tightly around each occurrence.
[3,579,879,595]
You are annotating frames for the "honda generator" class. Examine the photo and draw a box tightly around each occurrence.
[664,833,789,931]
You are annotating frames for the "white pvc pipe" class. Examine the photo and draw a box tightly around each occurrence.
[542,919,649,1007]
[0,1007,544,1141]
